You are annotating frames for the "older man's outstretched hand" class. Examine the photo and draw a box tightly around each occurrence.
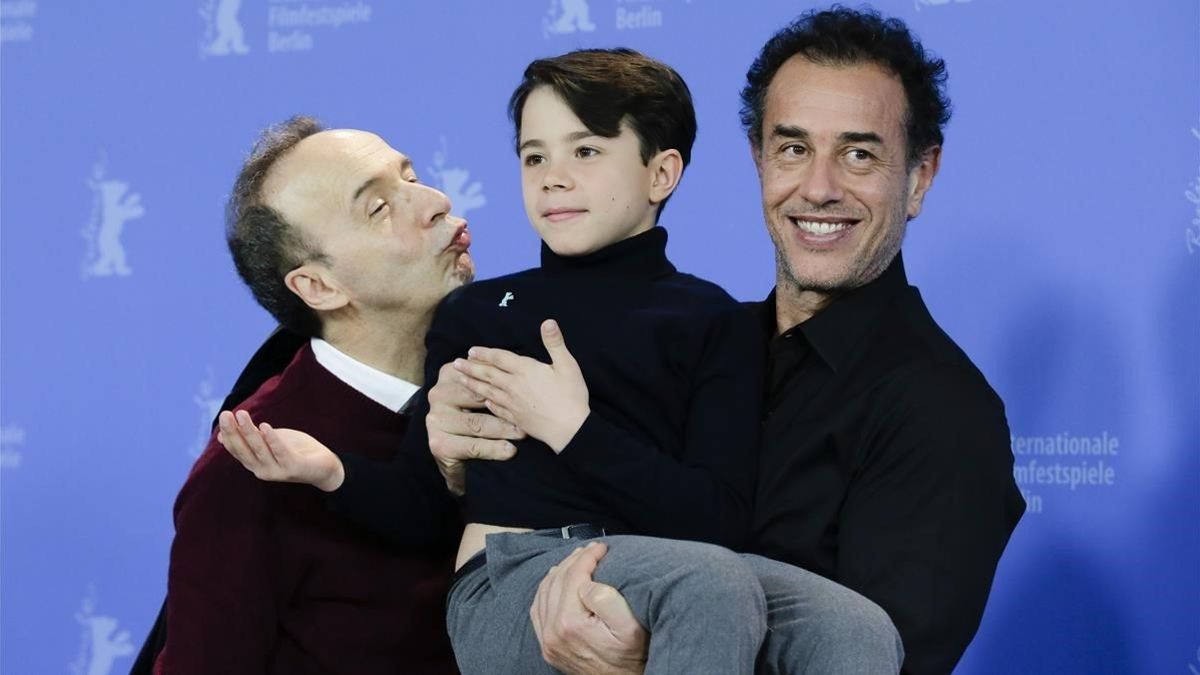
[216,409,345,493]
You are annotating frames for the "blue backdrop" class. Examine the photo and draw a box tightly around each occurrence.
[1,1,1197,673]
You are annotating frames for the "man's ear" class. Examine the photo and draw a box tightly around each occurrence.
[284,263,349,313]
[647,149,684,206]
[906,145,942,221]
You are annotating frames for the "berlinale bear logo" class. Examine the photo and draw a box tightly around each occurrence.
[82,153,145,279]
[199,0,249,56]
[543,0,596,37]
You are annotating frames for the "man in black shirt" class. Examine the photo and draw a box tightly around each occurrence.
[432,8,1024,675]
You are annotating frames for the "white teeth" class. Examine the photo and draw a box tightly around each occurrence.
[792,219,850,235]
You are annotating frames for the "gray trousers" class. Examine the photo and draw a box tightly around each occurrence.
[446,532,902,675]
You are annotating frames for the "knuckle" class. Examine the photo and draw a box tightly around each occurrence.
[427,435,445,454]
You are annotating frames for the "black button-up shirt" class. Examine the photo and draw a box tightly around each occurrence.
[750,253,1025,675]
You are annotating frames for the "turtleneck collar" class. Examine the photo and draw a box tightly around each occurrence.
[539,226,676,282]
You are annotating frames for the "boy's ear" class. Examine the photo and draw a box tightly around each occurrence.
[284,263,350,314]
[647,148,684,205]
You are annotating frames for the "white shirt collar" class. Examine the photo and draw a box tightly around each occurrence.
[309,338,420,413]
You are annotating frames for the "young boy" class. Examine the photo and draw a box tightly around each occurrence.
[423,49,769,674]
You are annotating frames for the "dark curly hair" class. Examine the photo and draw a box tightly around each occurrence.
[508,48,697,219]
[226,115,331,338]
[740,6,951,166]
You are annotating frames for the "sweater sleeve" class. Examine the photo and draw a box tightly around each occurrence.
[557,305,763,550]
[158,446,277,673]
[324,290,478,550]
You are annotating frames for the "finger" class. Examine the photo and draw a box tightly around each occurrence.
[259,422,287,464]
[221,410,267,467]
[431,362,486,407]
[483,400,518,426]
[453,357,509,386]
[429,427,518,462]
[549,547,589,610]
[467,346,540,373]
[234,410,275,467]
[540,319,579,371]
[216,412,259,467]
[429,408,524,441]
[579,580,640,637]
[458,373,515,411]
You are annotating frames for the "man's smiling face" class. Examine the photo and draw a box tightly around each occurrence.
[754,56,938,295]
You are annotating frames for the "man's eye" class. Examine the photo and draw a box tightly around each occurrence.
[782,144,807,157]
[370,200,388,217]
[846,148,874,163]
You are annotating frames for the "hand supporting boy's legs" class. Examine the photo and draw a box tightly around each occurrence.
[449,533,765,675]
[530,543,648,675]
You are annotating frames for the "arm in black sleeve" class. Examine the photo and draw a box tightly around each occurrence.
[324,290,479,551]
[557,306,763,550]
[837,363,1025,675]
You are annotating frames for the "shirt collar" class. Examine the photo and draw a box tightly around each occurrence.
[539,226,676,282]
[758,252,911,372]
[309,338,420,413]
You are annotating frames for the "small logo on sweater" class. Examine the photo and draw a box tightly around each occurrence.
[499,292,515,307]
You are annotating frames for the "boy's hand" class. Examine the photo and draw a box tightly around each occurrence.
[454,319,589,453]
[217,410,345,492]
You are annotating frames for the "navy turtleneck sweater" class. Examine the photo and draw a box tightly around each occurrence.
[417,226,764,548]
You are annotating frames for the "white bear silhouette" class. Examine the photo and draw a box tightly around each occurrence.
[544,0,596,35]
[203,0,249,55]
[82,614,134,675]
[87,179,144,277]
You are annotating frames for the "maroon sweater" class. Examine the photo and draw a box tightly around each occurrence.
[156,345,457,674]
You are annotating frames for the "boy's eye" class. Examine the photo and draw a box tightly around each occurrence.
[523,154,544,167]
[576,146,599,159]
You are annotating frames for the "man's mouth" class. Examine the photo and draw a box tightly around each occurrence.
[543,208,587,223]
[788,216,859,236]
[446,224,471,252]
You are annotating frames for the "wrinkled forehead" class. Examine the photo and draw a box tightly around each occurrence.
[262,129,407,222]
[765,57,907,135]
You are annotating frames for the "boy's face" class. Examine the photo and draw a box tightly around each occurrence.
[518,86,659,256]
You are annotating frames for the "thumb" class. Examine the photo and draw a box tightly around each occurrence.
[541,319,577,369]
[579,580,638,629]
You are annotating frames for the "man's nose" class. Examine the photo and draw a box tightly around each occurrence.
[422,185,453,228]
[797,156,843,206]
